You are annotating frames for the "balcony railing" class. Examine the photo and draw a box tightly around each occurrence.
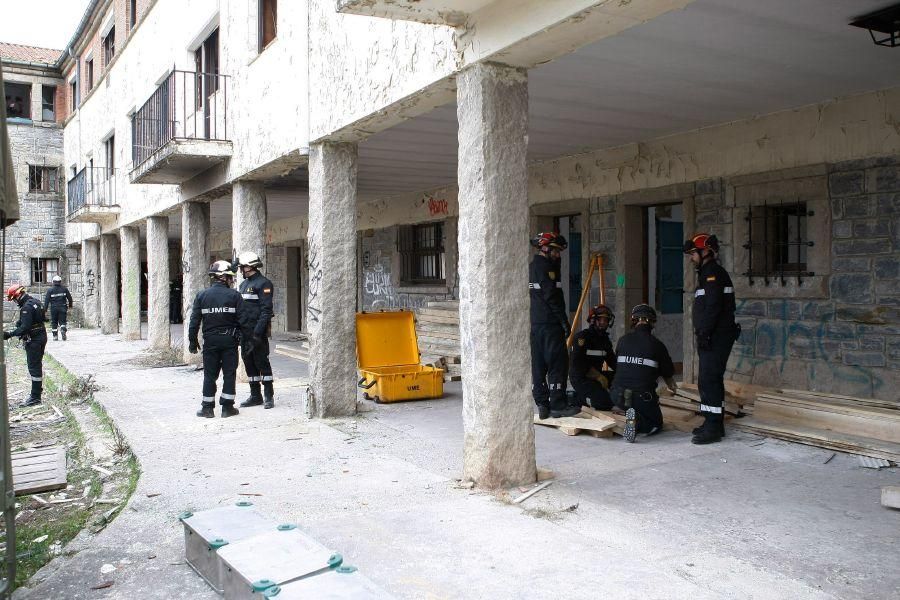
[131,69,230,171]
[67,167,117,216]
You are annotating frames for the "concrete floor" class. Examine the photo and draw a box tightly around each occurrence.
[14,328,900,599]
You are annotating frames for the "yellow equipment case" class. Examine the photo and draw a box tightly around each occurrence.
[356,311,444,403]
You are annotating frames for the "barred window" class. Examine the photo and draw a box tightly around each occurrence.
[31,258,59,285]
[28,166,59,193]
[744,201,812,284]
[399,222,445,284]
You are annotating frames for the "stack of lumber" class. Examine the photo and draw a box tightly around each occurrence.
[733,389,900,463]
[671,383,754,416]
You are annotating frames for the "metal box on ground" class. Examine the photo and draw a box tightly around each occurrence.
[217,524,342,600]
[181,502,275,593]
[259,565,392,599]
[356,311,444,403]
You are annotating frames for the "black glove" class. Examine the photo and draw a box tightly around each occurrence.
[561,322,571,339]
[251,334,263,348]
[3,332,11,341]
[697,333,712,350]
[188,339,199,354]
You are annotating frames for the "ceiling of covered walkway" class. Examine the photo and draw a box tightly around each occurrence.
[356,0,900,197]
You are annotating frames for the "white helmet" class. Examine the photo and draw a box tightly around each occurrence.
[237,251,263,269]
[52,275,62,284]
[208,260,235,281]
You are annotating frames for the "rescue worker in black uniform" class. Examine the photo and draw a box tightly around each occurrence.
[610,304,677,443]
[684,232,739,445]
[529,232,578,420]
[4,284,47,407]
[569,304,617,410]
[235,251,276,409]
[188,261,246,418]
[44,275,73,341]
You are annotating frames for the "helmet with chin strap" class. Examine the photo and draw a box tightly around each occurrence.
[5,284,26,302]
[630,303,657,327]
[683,232,719,254]
[588,304,614,329]
[530,232,568,251]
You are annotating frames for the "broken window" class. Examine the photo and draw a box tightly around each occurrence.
[86,59,94,91]
[102,26,116,67]
[70,78,79,111]
[4,82,31,120]
[42,86,56,121]
[28,166,59,193]
[744,201,812,284]
[31,258,59,285]
[259,0,277,52]
[399,222,445,284]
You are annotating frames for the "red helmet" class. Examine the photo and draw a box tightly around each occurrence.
[5,284,25,302]
[683,232,719,254]
[588,304,614,328]
[531,232,568,251]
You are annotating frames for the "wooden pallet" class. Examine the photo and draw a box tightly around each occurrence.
[534,413,616,437]
[12,446,67,495]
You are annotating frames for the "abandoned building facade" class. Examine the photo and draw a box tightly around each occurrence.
[3,0,900,485]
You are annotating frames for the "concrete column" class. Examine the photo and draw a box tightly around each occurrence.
[80,240,100,328]
[182,202,210,364]
[306,142,358,418]
[119,226,141,340]
[232,181,267,281]
[146,216,170,349]
[457,62,535,488]
[99,233,120,334]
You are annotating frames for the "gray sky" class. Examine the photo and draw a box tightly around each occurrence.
[0,0,92,50]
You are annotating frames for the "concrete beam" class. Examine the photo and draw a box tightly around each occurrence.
[146,216,170,350]
[306,142,358,418]
[80,239,100,328]
[119,226,141,341]
[99,234,119,335]
[457,62,535,488]
[182,202,210,364]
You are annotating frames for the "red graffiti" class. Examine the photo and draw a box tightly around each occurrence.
[428,197,448,216]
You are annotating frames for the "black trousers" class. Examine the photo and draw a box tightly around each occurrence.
[530,323,569,411]
[698,333,736,421]
[50,307,67,335]
[241,336,273,396]
[572,378,613,410]
[202,334,239,405]
[611,386,663,433]
[24,330,47,399]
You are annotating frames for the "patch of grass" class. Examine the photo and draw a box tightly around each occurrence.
[133,345,186,368]
[13,507,93,588]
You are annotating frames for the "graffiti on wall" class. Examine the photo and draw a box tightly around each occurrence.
[85,269,96,297]
[306,242,322,324]
[427,195,449,217]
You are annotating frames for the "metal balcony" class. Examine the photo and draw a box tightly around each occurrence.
[129,69,232,185]
[66,167,120,223]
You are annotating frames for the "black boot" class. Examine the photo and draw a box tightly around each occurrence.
[19,396,41,408]
[61,327,67,341]
[537,404,551,420]
[551,406,581,418]
[692,417,723,445]
[196,403,215,418]
[263,382,274,409]
[623,407,637,443]
[263,394,274,409]
[692,421,726,437]
[52,332,58,341]
[221,403,240,418]
[240,395,263,407]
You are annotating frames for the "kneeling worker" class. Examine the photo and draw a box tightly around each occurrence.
[188,261,246,418]
[610,304,677,443]
[570,304,617,410]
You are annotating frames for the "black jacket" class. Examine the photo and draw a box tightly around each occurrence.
[692,259,736,339]
[529,254,569,329]
[238,271,274,337]
[570,327,616,383]
[44,284,73,309]
[9,294,46,338]
[188,282,246,343]
[611,325,674,393]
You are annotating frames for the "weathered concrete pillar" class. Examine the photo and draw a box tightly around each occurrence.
[182,202,210,364]
[146,216,170,349]
[306,142,358,418]
[232,181,267,280]
[457,62,535,488]
[80,239,100,328]
[119,226,141,340]
[99,233,120,334]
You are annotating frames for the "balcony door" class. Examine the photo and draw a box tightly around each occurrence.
[194,28,219,139]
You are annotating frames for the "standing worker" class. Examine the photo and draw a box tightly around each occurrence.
[44,275,73,341]
[235,251,276,409]
[569,304,617,410]
[529,232,578,420]
[3,284,47,407]
[683,233,739,445]
[188,261,246,418]
[610,304,677,443]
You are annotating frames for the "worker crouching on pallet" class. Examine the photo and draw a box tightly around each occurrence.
[188,261,247,418]
[570,304,617,410]
[529,232,579,420]
[610,304,677,443]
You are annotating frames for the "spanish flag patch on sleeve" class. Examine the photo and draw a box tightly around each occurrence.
[263,288,272,293]
[706,276,716,282]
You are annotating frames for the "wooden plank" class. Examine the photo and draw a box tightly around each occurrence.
[883,486,900,510]
[754,398,900,444]
[534,413,616,434]
[12,447,66,496]
[757,394,900,420]
[780,389,900,410]
[732,420,900,463]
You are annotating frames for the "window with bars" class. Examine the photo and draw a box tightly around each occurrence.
[28,166,59,193]
[399,222,445,284]
[743,201,813,285]
[31,258,59,285]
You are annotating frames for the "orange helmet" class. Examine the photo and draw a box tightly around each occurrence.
[5,284,25,302]
[531,232,568,251]
[588,304,614,329]
[683,232,719,254]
